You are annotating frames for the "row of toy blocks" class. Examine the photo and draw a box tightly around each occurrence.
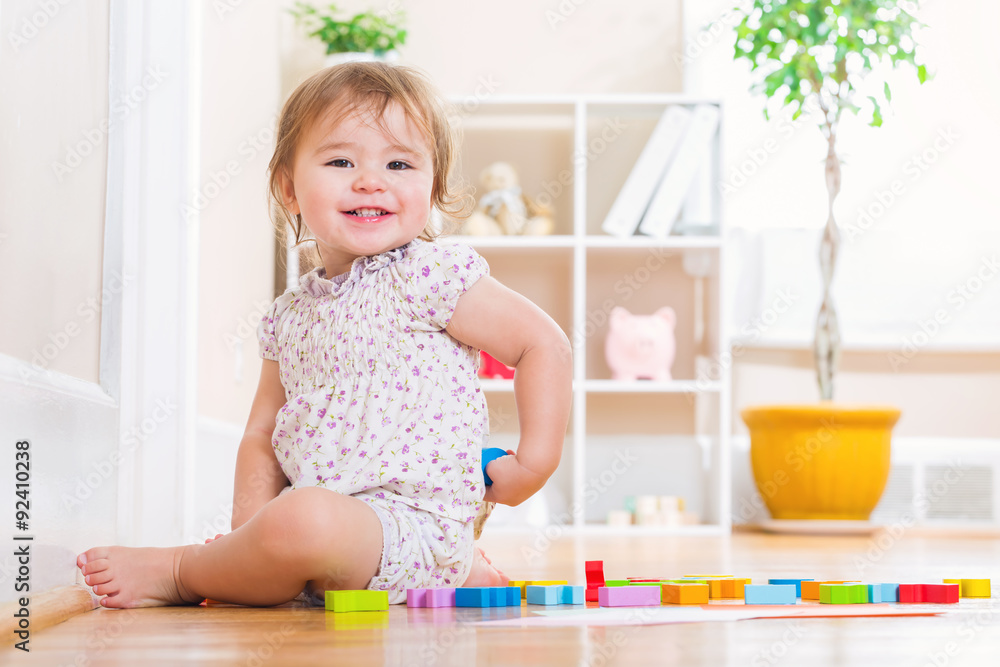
[943,579,991,598]
[326,590,389,612]
[406,588,456,608]
[508,580,568,599]
[455,586,522,608]
[526,585,585,605]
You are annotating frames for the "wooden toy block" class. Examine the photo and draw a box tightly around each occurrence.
[878,583,899,602]
[406,588,456,608]
[586,561,605,601]
[897,584,927,603]
[720,578,750,599]
[944,578,991,598]
[628,578,664,583]
[526,585,561,605]
[456,587,492,607]
[325,590,389,612]
[509,581,528,599]
[598,585,661,607]
[481,447,507,485]
[560,585,585,604]
[744,584,797,605]
[768,579,814,598]
[506,586,521,606]
[819,583,868,604]
[527,580,569,587]
[925,583,960,604]
[866,584,883,604]
[604,579,630,587]
[661,583,709,605]
[800,580,857,601]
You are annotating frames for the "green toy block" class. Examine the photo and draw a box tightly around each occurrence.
[604,579,630,587]
[325,590,389,612]
[819,583,868,604]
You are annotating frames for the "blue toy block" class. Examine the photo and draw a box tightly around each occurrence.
[745,584,797,605]
[481,447,507,486]
[559,585,585,604]
[866,584,883,603]
[456,587,491,607]
[489,587,503,606]
[505,586,521,606]
[526,585,561,605]
[768,578,814,597]
[878,583,899,602]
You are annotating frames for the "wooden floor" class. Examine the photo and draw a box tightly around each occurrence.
[7,529,1000,666]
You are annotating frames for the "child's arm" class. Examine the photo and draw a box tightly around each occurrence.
[230,359,290,530]
[447,276,573,506]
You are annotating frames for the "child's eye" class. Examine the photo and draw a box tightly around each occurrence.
[387,161,410,170]
[326,158,352,168]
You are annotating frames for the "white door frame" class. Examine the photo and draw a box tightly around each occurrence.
[108,0,200,546]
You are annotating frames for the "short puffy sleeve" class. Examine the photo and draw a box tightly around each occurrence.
[257,289,297,361]
[395,240,490,331]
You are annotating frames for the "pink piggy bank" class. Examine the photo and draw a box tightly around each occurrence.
[605,306,677,381]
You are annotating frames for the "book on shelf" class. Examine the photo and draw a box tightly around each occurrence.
[638,104,720,238]
[599,105,693,238]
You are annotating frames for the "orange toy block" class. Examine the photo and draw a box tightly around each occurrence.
[661,583,709,605]
[719,578,749,599]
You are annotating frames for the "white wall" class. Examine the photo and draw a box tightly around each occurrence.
[0,0,110,384]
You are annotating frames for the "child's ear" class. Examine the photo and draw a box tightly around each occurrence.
[278,170,299,215]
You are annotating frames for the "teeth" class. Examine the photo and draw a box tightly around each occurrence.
[350,208,389,217]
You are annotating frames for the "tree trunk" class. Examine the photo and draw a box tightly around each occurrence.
[815,132,842,401]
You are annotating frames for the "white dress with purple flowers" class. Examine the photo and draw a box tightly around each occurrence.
[257,239,490,598]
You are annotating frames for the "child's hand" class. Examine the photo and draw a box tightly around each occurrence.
[483,450,550,506]
[204,533,224,544]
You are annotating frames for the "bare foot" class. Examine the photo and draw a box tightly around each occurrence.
[77,545,204,609]
[462,547,509,587]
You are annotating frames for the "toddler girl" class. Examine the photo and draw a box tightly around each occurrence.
[77,62,572,607]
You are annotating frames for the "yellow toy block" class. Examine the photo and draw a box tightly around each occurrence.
[325,590,389,612]
[944,578,991,598]
[509,581,528,599]
[662,583,709,605]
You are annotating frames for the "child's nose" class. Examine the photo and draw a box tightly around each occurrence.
[352,166,387,193]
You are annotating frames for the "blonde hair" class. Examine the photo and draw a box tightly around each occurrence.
[267,62,470,257]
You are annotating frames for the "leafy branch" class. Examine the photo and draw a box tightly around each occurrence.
[289,2,407,55]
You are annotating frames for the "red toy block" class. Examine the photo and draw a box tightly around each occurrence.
[479,351,515,379]
[898,584,927,603]
[925,584,960,604]
[585,560,605,602]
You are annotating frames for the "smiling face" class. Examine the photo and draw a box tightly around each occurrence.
[280,101,434,277]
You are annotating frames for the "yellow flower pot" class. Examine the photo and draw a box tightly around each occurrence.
[741,404,901,521]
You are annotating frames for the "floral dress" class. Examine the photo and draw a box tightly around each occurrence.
[257,239,491,602]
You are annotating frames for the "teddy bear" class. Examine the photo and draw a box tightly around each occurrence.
[462,161,554,236]
[604,306,677,381]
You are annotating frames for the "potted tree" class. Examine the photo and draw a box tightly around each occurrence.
[732,0,928,522]
[289,2,408,67]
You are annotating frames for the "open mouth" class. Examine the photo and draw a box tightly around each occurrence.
[346,208,391,218]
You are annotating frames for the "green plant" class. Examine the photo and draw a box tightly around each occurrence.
[290,2,407,55]
[731,0,928,400]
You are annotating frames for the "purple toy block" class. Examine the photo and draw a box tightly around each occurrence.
[406,588,456,608]
[598,585,661,608]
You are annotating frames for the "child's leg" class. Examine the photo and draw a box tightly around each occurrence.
[77,487,383,608]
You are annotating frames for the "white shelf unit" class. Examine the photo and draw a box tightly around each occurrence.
[448,94,731,534]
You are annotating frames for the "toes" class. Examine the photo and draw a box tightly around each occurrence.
[78,547,109,568]
[92,582,121,597]
[85,571,114,586]
[82,559,111,576]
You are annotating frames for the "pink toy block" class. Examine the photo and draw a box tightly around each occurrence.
[406,588,456,608]
[598,585,661,608]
